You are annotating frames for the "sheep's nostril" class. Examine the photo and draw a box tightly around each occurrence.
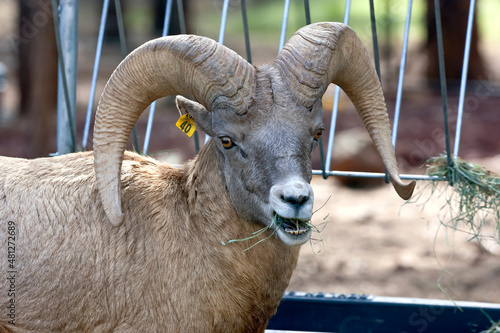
[281,194,309,207]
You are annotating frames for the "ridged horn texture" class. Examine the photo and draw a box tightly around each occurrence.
[93,35,255,226]
[275,22,415,200]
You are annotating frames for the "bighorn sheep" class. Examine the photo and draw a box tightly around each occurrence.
[0,22,415,332]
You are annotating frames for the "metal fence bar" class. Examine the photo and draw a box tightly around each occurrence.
[304,0,311,25]
[141,91,157,155]
[433,0,454,184]
[453,0,477,157]
[142,0,175,155]
[113,0,140,152]
[52,0,77,154]
[391,0,412,149]
[303,0,328,179]
[54,0,481,184]
[176,0,187,34]
[114,0,127,58]
[219,0,230,45]
[369,0,381,81]
[241,0,252,64]
[324,0,351,173]
[82,0,110,151]
[368,0,392,184]
[312,170,444,181]
[301,0,329,180]
[278,0,291,53]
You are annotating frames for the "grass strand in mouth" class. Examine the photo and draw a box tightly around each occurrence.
[221,214,279,251]
[222,214,316,251]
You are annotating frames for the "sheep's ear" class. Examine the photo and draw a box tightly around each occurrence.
[175,95,215,137]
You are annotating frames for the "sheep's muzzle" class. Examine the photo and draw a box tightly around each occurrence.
[274,213,312,246]
[277,215,310,235]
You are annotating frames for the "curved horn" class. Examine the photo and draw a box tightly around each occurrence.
[275,22,415,200]
[93,35,255,226]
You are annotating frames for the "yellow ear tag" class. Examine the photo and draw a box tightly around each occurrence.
[176,113,196,137]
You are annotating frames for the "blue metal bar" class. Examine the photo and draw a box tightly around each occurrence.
[82,0,110,150]
[453,0,476,157]
[303,0,311,25]
[311,170,445,181]
[241,0,252,64]
[219,0,230,45]
[369,0,381,81]
[52,0,78,154]
[142,0,174,155]
[142,106,157,156]
[369,0,390,183]
[324,0,351,172]
[142,109,156,156]
[391,0,413,149]
[113,0,140,152]
[176,0,186,34]
[163,0,174,37]
[114,0,127,58]
[278,0,291,53]
[434,0,454,185]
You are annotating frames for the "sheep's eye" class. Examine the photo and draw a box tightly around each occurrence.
[314,129,323,141]
[220,136,236,149]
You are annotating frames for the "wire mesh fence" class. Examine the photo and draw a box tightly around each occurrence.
[51,0,489,184]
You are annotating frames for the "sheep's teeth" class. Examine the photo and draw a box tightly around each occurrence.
[274,214,310,235]
[284,227,308,235]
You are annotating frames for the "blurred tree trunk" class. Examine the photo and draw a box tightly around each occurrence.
[18,0,58,157]
[426,0,485,88]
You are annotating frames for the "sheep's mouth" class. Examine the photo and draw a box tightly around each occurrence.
[221,213,312,249]
[275,215,310,235]
[274,213,311,246]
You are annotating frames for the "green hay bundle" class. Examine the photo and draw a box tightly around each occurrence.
[423,154,500,244]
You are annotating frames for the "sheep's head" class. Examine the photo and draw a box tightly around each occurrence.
[93,22,415,246]
[175,64,322,246]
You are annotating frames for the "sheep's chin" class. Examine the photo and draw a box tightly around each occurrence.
[274,215,311,246]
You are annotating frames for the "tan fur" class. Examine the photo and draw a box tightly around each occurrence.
[0,141,299,332]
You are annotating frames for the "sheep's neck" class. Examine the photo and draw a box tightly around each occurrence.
[181,140,301,330]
